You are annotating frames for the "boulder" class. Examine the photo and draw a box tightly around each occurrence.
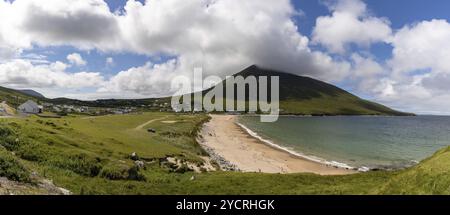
[135,160,145,169]
[130,152,139,161]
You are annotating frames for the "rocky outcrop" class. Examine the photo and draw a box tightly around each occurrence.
[0,177,71,195]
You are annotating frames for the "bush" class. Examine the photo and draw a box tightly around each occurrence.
[127,166,146,181]
[99,162,146,181]
[16,142,47,162]
[99,163,129,180]
[0,126,14,137]
[49,153,102,177]
[0,135,20,151]
[0,150,31,183]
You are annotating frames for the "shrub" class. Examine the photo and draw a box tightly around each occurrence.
[0,149,31,183]
[16,142,47,162]
[0,135,20,151]
[0,125,14,137]
[127,166,146,181]
[49,153,102,177]
[99,164,129,180]
[99,162,146,181]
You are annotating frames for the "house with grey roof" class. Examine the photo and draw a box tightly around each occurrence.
[18,100,43,114]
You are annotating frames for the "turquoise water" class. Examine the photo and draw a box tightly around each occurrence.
[237,116,450,170]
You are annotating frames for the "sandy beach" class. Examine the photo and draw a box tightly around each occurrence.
[199,115,355,175]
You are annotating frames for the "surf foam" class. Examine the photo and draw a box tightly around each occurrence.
[236,122,358,171]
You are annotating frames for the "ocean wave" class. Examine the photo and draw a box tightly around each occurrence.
[235,122,358,171]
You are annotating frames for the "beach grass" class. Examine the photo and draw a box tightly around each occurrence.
[0,112,448,194]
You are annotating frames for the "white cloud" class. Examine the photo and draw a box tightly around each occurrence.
[99,60,180,98]
[367,19,450,114]
[17,0,121,50]
[308,1,450,114]
[312,0,392,54]
[348,53,385,92]
[389,19,450,75]
[109,0,352,94]
[0,0,350,98]
[106,57,114,66]
[1,0,450,114]
[0,59,103,89]
[67,53,87,66]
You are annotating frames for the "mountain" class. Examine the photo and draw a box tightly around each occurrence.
[0,86,42,107]
[0,65,412,115]
[197,65,412,116]
[17,89,45,98]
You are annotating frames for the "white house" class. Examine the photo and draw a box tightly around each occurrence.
[18,100,42,114]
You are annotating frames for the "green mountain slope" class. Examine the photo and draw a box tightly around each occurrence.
[199,65,412,116]
[17,89,45,98]
[0,86,41,107]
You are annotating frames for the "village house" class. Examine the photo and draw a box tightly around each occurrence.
[18,100,43,114]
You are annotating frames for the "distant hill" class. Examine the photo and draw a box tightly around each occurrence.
[17,89,45,98]
[0,86,41,107]
[0,65,413,115]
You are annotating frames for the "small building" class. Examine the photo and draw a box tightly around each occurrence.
[18,100,42,114]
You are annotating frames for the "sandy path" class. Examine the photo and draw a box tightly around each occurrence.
[134,116,168,130]
[81,115,110,120]
[199,115,355,175]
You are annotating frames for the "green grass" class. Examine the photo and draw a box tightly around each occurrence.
[278,94,393,115]
[0,148,31,183]
[0,112,448,194]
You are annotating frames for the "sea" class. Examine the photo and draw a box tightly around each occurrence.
[237,115,450,171]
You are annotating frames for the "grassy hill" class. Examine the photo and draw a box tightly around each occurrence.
[0,112,447,194]
[0,86,167,108]
[0,86,41,108]
[216,65,412,116]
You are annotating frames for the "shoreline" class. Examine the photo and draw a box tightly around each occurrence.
[235,122,357,170]
[198,114,355,175]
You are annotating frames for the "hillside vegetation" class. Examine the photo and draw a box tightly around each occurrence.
[0,112,447,194]
[0,86,39,108]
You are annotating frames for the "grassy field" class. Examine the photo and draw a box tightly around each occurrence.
[0,112,448,194]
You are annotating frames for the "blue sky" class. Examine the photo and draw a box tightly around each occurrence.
[1,0,450,114]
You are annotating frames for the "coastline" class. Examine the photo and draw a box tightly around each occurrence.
[198,114,355,175]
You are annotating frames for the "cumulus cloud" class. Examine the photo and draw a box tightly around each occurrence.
[0,59,104,89]
[308,0,450,114]
[0,0,351,98]
[107,0,352,96]
[312,0,392,54]
[389,19,450,75]
[17,0,122,50]
[99,60,180,98]
[370,19,450,114]
[1,0,450,114]
[67,53,87,66]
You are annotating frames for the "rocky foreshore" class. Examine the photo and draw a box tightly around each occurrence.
[197,135,240,172]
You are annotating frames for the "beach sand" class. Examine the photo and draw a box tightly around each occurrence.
[199,115,355,175]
